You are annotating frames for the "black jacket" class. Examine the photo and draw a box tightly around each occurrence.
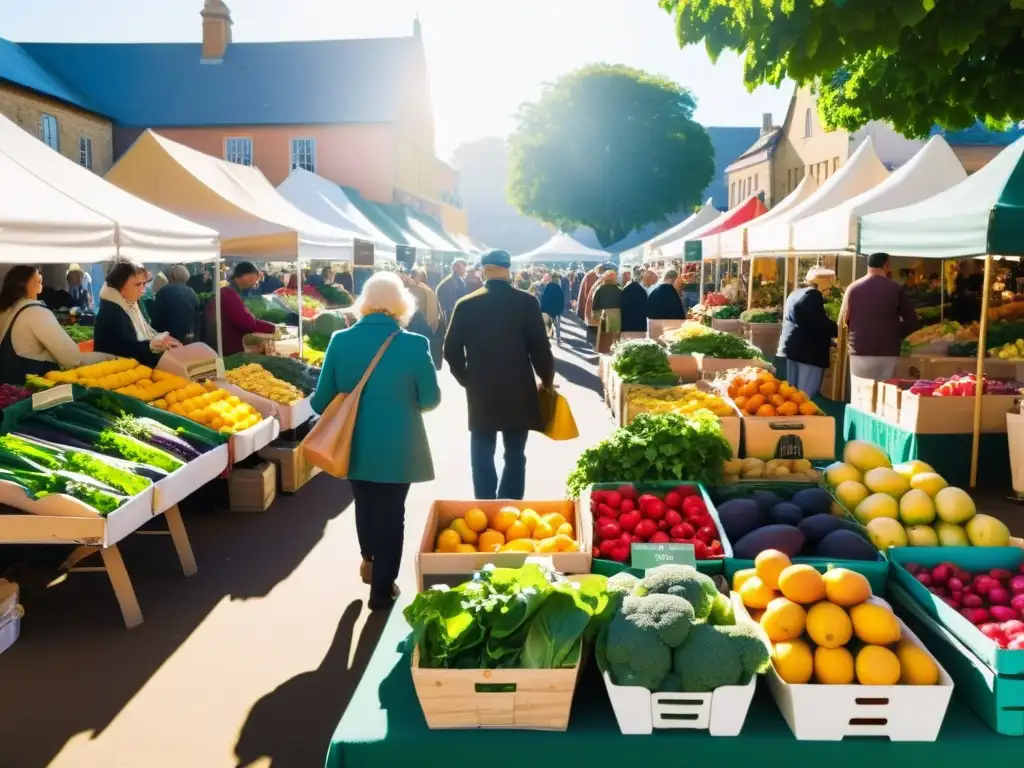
[620,281,649,332]
[152,283,201,344]
[94,299,162,367]
[777,287,839,369]
[540,283,565,317]
[444,280,555,432]
[646,283,686,320]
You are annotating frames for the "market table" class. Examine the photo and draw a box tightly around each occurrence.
[326,596,1018,768]
[843,405,1011,490]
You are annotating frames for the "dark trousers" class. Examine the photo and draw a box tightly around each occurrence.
[470,430,528,500]
[349,479,410,602]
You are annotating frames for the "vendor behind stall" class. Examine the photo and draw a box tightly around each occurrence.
[95,260,181,367]
[152,265,201,344]
[66,265,92,311]
[0,266,113,385]
[206,261,279,355]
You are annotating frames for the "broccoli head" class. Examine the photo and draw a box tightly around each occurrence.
[672,623,771,693]
[621,593,695,648]
[708,591,736,626]
[607,571,640,599]
[605,609,672,689]
[635,564,718,621]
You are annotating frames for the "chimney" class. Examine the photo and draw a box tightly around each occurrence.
[201,0,232,62]
[761,113,773,136]
[413,13,422,39]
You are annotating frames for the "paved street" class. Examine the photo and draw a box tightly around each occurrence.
[0,318,614,768]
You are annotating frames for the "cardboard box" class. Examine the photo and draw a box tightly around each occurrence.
[849,375,879,414]
[742,415,836,461]
[415,500,591,590]
[710,318,744,335]
[620,382,742,458]
[917,356,1020,381]
[258,440,321,493]
[695,354,773,379]
[897,392,1020,434]
[647,319,685,340]
[877,382,903,423]
[228,462,276,513]
[667,354,699,380]
[744,322,782,358]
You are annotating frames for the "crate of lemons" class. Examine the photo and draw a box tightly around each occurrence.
[225,363,304,405]
[625,384,735,418]
[735,549,939,686]
[434,505,581,555]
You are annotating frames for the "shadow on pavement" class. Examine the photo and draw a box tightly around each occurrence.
[234,600,386,768]
[555,357,602,395]
[0,471,352,768]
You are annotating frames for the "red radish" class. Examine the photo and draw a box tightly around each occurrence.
[678,522,696,539]
[696,525,716,544]
[637,494,660,511]
[671,538,689,544]
[990,605,1018,623]
[1011,594,1024,613]
[710,540,723,555]
[1002,620,1024,637]
[618,512,641,533]
[657,520,669,531]
[991,568,1013,583]
[916,572,933,587]
[974,575,998,594]
[942,597,959,608]
[929,587,944,596]
[591,490,605,505]
[634,519,658,540]
[990,587,1012,606]
[620,532,632,543]
[1009,636,1024,650]
[682,495,704,513]
[649,532,670,543]
[619,499,636,515]
[645,499,668,520]
[598,503,617,520]
[603,491,623,509]
[961,593,984,608]
[664,510,683,527]
[947,577,964,592]
[931,564,952,584]
[617,484,637,499]
[950,590,963,604]
[955,569,972,584]
[609,542,630,562]
[675,485,698,499]
[962,586,975,596]
[1009,575,1024,594]
[598,539,620,558]
[964,607,991,624]
[596,519,622,540]
[979,623,1006,641]
[663,491,682,509]
[669,524,687,539]
[692,540,709,559]
[590,499,601,515]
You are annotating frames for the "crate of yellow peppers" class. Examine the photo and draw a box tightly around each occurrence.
[623,382,741,458]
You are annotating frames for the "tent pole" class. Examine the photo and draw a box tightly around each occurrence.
[699,260,705,304]
[970,255,993,488]
[215,255,223,358]
[746,257,755,310]
[297,259,304,361]
[940,260,945,323]
[783,254,789,305]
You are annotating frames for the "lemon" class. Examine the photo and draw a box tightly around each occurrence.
[754,549,792,591]
[505,521,531,541]
[490,506,519,533]
[897,640,939,685]
[814,646,854,684]
[772,639,813,684]
[519,508,541,532]
[738,576,775,610]
[760,597,807,642]
[436,529,461,553]
[855,645,901,686]
[463,508,489,532]
[805,602,853,649]
[450,519,478,544]
[850,603,901,645]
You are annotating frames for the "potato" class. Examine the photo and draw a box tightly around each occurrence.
[723,458,744,475]
[742,465,764,478]
[765,459,786,471]
[791,459,812,473]
[741,458,765,474]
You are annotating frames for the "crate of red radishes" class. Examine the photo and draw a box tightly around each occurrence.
[890,546,1024,674]
[583,482,732,576]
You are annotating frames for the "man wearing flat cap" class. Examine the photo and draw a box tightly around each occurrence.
[444,249,555,500]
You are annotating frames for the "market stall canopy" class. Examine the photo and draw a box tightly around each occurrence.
[656,210,728,260]
[747,137,890,255]
[0,114,218,264]
[792,136,967,254]
[689,195,769,261]
[107,130,362,261]
[642,199,720,254]
[338,186,432,250]
[276,169,397,259]
[860,135,1024,259]
[450,232,485,256]
[513,231,611,264]
[716,175,819,260]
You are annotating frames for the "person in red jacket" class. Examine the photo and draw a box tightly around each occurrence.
[205,262,278,355]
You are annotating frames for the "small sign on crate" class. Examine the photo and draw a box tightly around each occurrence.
[631,542,696,569]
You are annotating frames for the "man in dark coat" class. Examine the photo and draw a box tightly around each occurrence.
[778,271,840,395]
[620,267,651,333]
[646,269,686,320]
[444,250,555,500]
[435,259,468,325]
[152,265,202,344]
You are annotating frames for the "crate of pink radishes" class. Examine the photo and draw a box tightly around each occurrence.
[890,546,1024,674]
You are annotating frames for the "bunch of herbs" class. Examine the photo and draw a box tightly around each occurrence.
[610,339,677,384]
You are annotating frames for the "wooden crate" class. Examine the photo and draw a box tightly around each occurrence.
[667,354,699,380]
[744,322,782,358]
[647,319,685,340]
[228,462,276,512]
[411,645,582,730]
[710,318,743,335]
[258,440,321,493]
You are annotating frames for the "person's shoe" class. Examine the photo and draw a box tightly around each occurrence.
[368,584,401,611]
[359,558,372,585]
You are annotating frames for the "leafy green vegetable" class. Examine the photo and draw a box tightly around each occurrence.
[0,467,125,515]
[666,328,763,360]
[708,304,742,319]
[404,563,609,670]
[243,296,289,324]
[739,307,780,323]
[610,339,678,384]
[566,411,731,497]
[94,431,183,473]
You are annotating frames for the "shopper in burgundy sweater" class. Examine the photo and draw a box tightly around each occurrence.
[205,262,277,355]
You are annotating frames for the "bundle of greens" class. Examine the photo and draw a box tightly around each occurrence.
[404,563,611,669]
[824,298,842,321]
[566,412,731,497]
[64,325,94,342]
[0,468,125,515]
[610,339,677,385]
[243,297,290,324]
[667,328,764,360]
[708,304,743,320]
[739,307,781,324]
[317,283,354,309]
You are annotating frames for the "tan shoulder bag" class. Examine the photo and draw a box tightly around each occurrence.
[300,331,399,478]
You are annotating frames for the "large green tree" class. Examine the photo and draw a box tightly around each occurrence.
[659,0,1024,137]
[507,63,715,247]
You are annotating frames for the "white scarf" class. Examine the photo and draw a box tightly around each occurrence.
[100,284,157,342]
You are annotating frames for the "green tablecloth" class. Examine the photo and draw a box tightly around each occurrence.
[843,405,1011,490]
[326,597,1017,768]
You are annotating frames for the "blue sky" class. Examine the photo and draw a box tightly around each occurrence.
[2,0,793,160]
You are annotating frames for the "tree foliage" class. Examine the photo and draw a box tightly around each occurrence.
[659,0,1024,137]
[507,63,715,247]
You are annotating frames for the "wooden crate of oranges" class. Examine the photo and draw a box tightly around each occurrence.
[720,367,822,418]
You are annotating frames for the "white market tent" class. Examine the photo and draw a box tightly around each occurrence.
[747,137,891,255]
[107,130,363,262]
[0,113,218,264]
[276,169,397,261]
[791,135,967,254]
[644,199,720,253]
[658,211,729,260]
[513,231,611,265]
[714,175,819,260]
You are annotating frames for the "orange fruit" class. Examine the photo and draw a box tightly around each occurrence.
[728,385,739,398]
[505,521,531,541]
[789,391,808,404]
[756,403,776,417]
[759,381,778,396]
[490,506,519,533]
[477,529,506,552]
[747,394,766,411]
[799,401,819,415]
[770,394,787,407]
[734,395,749,410]
[779,381,795,397]
[777,401,799,416]
[739,383,758,397]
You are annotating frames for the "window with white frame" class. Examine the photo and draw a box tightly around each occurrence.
[39,114,59,150]
[79,137,93,170]
[225,137,253,166]
[804,108,813,138]
[290,138,316,173]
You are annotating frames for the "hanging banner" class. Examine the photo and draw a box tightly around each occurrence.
[353,239,375,267]
[396,245,416,268]
[684,240,703,263]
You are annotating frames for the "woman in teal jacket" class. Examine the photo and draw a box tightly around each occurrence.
[311,272,441,611]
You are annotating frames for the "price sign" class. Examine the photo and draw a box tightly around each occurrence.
[185,358,219,382]
[631,542,696,570]
[31,384,74,411]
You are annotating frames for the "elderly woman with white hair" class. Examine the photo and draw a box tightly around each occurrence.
[310,271,441,611]
[151,264,202,344]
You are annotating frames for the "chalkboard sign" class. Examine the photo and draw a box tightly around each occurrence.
[354,239,375,267]
[396,245,416,268]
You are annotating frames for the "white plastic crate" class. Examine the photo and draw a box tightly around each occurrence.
[758,596,954,741]
[600,593,762,736]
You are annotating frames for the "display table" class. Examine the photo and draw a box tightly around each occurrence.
[326,596,1017,768]
[843,405,1011,490]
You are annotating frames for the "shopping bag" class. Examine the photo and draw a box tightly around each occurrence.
[539,387,579,441]
[300,332,398,478]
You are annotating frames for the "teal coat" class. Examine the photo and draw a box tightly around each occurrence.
[310,314,440,484]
